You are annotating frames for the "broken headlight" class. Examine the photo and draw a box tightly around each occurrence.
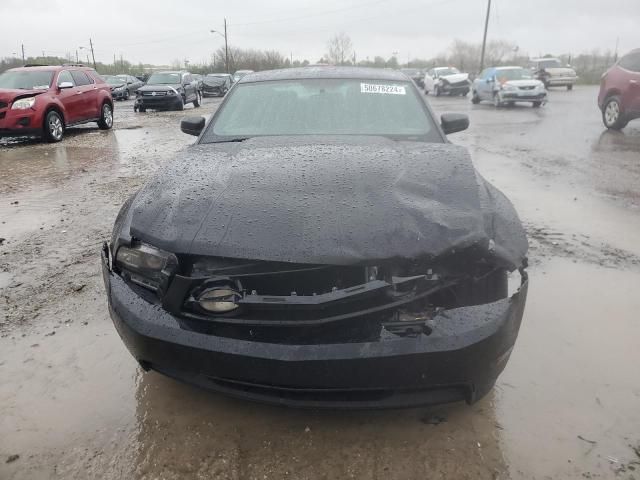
[115,242,178,293]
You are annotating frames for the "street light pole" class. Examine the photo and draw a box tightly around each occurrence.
[224,18,229,74]
[211,21,230,74]
[479,0,492,72]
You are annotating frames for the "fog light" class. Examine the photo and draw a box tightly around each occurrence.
[198,287,241,313]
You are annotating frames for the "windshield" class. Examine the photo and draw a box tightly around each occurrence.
[0,70,54,90]
[435,67,460,76]
[204,78,438,142]
[496,68,533,81]
[104,76,125,85]
[147,73,182,84]
[538,59,562,68]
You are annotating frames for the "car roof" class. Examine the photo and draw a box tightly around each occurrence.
[8,65,94,72]
[494,66,523,70]
[434,66,457,70]
[238,66,410,84]
[530,57,560,62]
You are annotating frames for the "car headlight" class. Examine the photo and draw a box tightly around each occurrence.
[11,97,36,110]
[166,89,176,95]
[115,242,178,293]
[538,82,546,90]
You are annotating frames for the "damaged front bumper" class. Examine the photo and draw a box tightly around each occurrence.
[102,244,528,409]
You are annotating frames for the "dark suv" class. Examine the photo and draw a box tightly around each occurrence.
[0,65,113,142]
[598,48,640,130]
[134,71,201,112]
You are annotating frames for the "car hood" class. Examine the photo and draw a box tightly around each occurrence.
[203,78,225,86]
[544,67,576,76]
[503,79,542,88]
[0,88,48,102]
[137,84,181,92]
[127,136,528,268]
[109,83,126,89]
[440,73,469,83]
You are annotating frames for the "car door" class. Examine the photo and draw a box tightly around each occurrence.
[55,70,84,124]
[70,70,97,120]
[183,73,195,102]
[476,69,492,99]
[618,51,640,113]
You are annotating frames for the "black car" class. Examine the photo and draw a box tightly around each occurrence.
[202,73,232,97]
[103,75,130,100]
[103,67,528,409]
[134,71,201,112]
[115,74,145,96]
[401,68,425,88]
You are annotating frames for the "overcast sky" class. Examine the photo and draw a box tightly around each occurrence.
[1,0,638,66]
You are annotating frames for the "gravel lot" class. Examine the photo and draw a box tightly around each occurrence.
[1,86,640,479]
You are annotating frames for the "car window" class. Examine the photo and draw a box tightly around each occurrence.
[70,71,91,86]
[619,51,640,72]
[204,78,440,142]
[479,69,491,79]
[57,70,75,86]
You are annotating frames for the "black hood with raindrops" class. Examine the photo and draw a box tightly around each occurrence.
[126,136,528,269]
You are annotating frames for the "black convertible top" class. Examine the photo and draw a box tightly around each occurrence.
[238,66,410,84]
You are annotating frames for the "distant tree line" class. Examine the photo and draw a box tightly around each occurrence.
[0,36,623,84]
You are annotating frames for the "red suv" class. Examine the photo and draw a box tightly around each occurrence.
[598,49,640,130]
[0,65,113,142]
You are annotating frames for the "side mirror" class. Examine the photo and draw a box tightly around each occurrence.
[181,116,205,136]
[441,113,469,135]
[485,77,492,83]
[58,81,74,89]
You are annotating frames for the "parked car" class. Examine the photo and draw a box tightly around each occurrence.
[472,66,547,107]
[528,58,578,90]
[202,73,232,97]
[134,71,201,112]
[400,68,425,88]
[104,75,130,100]
[0,65,113,142]
[102,67,528,409]
[598,48,640,130]
[115,74,144,96]
[232,69,254,83]
[424,67,470,96]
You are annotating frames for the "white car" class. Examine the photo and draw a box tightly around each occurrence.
[528,58,578,90]
[423,67,471,96]
[471,66,547,108]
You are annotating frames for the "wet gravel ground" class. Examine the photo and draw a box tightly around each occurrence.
[1,87,640,479]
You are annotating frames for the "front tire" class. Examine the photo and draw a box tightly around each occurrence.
[567,84,573,91]
[602,96,627,130]
[471,91,480,104]
[193,90,201,108]
[124,89,130,100]
[175,97,184,111]
[43,110,64,143]
[433,85,440,97]
[98,103,113,130]
[493,93,502,108]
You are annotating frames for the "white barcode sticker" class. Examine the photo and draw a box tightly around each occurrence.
[360,83,406,95]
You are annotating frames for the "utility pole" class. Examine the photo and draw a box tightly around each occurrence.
[479,0,492,72]
[224,17,229,74]
[21,44,25,64]
[76,49,79,64]
[89,38,96,69]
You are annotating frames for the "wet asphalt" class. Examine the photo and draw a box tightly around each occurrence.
[1,87,640,479]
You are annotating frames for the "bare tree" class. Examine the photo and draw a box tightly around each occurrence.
[326,33,353,66]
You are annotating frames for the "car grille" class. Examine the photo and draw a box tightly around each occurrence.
[450,80,469,87]
[519,86,535,90]
[142,91,167,96]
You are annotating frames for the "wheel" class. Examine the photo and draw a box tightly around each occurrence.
[138,106,146,113]
[98,103,113,129]
[602,96,627,130]
[175,97,184,111]
[567,84,573,91]
[124,89,130,100]
[193,90,201,108]
[493,93,503,108]
[433,85,440,97]
[532,101,542,108]
[471,91,480,104]
[43,110,64,142]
